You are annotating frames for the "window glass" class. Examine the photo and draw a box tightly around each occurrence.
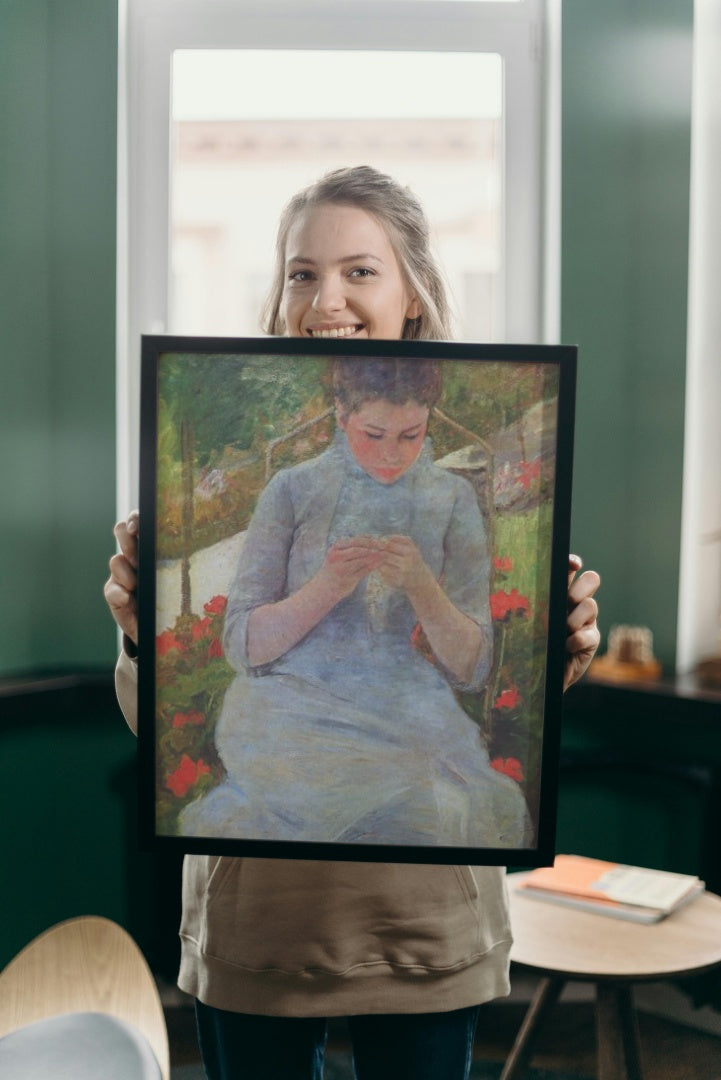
[170,50,503,341]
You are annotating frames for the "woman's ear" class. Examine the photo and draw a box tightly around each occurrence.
[406,296,423,320]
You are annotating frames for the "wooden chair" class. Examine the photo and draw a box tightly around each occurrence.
[0,915,169,1079]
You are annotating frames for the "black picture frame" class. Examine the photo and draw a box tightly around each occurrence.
[138,335,576,865]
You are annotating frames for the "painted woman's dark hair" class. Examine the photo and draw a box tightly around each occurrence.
[332,357,442,417]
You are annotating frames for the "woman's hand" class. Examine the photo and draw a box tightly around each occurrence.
[565,554,601,691]
[320,536,385,600]
[103,510,139,646]
[246,536,383,667]
[376,535,430,594]
[376,534,484,686]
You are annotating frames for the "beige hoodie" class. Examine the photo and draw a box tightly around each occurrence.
[116,650,512,1016]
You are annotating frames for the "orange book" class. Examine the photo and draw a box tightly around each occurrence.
[517,855,703,923]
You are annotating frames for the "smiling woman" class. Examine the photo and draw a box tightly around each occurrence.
[281,204,421,340]
[263,167,450,341]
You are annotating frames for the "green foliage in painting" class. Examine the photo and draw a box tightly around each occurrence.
[440,360,558,442]
[157,353,328,559]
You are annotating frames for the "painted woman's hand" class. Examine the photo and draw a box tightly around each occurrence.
[565,554,601,690]
[376,535,431,595]
[247,536,383,667]
[320,536,384,600]
[376,534,483,684]
[104,510,139,646]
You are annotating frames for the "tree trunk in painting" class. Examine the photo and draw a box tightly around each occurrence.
[180,417,195,617]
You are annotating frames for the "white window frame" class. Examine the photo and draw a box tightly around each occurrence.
[117,0,558,512]
[676,0,721,674]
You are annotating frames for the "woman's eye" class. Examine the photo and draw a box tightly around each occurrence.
[401,432,421,441]
[349,267,374,279]
[363,431,383,441]
[288,270,313,283]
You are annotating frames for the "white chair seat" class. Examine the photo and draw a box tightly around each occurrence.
[0,1011,163,1079]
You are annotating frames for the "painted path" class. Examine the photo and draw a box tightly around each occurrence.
[156,530,246,632]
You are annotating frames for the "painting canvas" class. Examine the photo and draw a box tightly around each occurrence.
[138,336,576,865]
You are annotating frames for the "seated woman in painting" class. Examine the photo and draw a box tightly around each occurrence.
[180,356,532,849]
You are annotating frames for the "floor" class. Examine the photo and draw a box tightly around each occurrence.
[164,977,721,1079]
[473,999,721,1079]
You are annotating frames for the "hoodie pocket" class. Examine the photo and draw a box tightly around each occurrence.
[453,864,480,905]
[181,856,510,975]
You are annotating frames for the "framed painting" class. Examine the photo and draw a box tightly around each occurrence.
[138,336,576,865]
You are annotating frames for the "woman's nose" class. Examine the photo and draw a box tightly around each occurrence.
[312,274,345,314]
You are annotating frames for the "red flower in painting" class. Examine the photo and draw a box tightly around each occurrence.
[207,638,224,660]
[192,617,213,641]
[156,629,183,655]
[493,556,514,573]
[204,595,228,616]
[489,592,507,620]
[494,687,521,711]
[166,754,211,798]
[516,459,541,490]
[410,622,436,665]
[490,588,531,621]
[172,710,205,729]
[491,757,524,783]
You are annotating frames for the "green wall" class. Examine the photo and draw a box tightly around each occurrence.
[0,0,130,970]
[562,0,693,669]
[0,0,118,676]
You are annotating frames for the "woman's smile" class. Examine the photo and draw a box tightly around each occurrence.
[307,323,364,339]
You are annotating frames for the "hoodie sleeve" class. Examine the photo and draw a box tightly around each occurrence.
[115,644,139,736]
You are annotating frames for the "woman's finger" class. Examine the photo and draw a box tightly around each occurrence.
[113,516,139,568]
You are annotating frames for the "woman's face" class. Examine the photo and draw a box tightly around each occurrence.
[337,398,429,484]
[281,203,421,340]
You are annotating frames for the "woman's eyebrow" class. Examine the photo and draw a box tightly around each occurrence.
[363,422,424,435]
[339,253,384,265]
[286,253,384,266]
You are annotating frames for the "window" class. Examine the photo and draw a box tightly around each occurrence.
[118,0,556,509]
[169,49,503,340]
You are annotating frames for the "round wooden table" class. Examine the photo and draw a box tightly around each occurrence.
[502,873,721,1080]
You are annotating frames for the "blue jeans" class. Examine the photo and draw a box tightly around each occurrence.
[195,1000,481,1080]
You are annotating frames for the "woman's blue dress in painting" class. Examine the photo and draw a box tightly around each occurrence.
[180,433,532,849]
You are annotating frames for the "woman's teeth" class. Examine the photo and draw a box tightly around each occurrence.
[310,326,359,338]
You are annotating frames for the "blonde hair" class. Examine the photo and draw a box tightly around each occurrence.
[262,166,453,341]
